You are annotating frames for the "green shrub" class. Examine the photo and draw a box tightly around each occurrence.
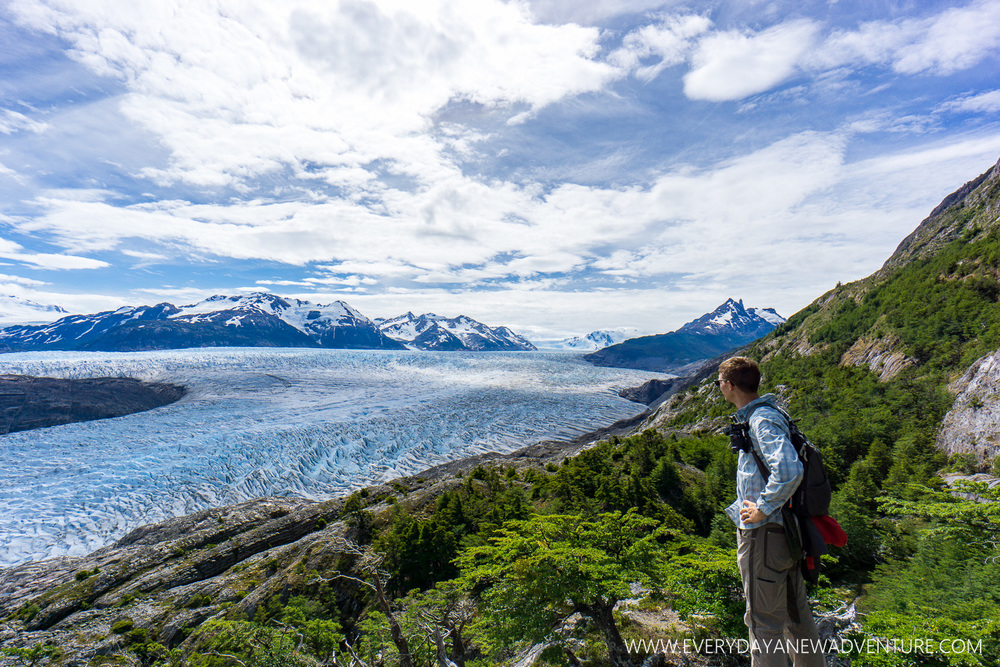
[185,594,213,609]
[18,603,41,622]
[111,618,134,634]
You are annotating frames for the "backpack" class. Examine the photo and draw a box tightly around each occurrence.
[725,404,838,582]
[725,404,832,519]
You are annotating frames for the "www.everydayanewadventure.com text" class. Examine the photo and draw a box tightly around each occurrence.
[624,637,984,657]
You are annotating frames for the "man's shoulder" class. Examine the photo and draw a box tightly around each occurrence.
[745,397,789,431]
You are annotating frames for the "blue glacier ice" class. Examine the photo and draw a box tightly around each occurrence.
[0,348,662,566]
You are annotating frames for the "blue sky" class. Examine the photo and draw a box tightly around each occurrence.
[1,0,999,340]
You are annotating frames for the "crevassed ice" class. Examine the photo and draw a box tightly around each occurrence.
[0,348,660,567]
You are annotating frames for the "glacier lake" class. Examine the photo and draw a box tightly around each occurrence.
[0,348,662,566]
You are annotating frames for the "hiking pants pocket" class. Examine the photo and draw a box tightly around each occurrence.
[763,526,795,575]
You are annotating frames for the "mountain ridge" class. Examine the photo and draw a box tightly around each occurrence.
[375,312,536,351]
[583,298,785,372]
[0,294,533,354]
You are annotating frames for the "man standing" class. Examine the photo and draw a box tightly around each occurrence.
[717,356,825,667]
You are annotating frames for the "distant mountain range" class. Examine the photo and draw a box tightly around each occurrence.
[0,295,68,326]
[0,294,534,354]
[539,328,641,351]
[375,312,535,351]
[584,298,784,372]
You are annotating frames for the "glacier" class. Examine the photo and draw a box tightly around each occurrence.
[0,348,660,567]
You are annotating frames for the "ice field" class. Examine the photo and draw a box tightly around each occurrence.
[0,348,661,566]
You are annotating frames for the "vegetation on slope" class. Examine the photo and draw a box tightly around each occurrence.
[651,175,1000,665]
[7,163,1000,667]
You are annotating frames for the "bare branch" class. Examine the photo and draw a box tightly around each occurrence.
[341,638,372,667]
[204,651,249,667]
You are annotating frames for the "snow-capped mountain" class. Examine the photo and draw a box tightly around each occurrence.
[540,328,641,351]
[169,293,400,349]
[0,295,68,326]
[676,298,784,338]
[584,298,784,372]
[0,293,404,353]
[376,312,536,351]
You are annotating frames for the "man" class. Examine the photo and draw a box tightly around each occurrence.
[717,356,825,667]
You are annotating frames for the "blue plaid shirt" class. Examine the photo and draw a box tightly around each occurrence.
[725,394,803,529]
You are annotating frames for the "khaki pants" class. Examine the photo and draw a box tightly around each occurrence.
[737,526,826,667]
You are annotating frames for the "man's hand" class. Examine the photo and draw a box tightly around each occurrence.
[740,500,767,524]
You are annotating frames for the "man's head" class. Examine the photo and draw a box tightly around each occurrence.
[716,357,761,407]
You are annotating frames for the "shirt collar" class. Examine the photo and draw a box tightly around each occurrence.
[736,394,773,421]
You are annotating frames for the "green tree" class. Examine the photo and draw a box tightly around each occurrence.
[1,644,62,667]
[848,482,1000,666]
[457,510,670,667]
[186,620,312,667]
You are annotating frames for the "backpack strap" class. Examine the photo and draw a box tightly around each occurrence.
[738,402,804,558]
[739,402,788,483]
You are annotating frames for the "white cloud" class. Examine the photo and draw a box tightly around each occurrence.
[936,89,1000,114]
[610,14,711,81]
[0,273,48,287]
[122,249,168,260]
[891,0,1000,75]
[304,274,378,287]
[679,0,1000,101]
[683,20,819,101]
[0,236,108,270]
[526,0,683,27]
[811,0,1000,76]
[0,109,48,135]
[0,162,20,182]
[9,0,618,193]
[20,126,1000,312]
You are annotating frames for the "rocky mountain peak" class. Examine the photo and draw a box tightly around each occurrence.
[677,298,785,337]
[584,299,783,372]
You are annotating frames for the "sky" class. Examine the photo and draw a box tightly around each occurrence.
[1,0,999,341]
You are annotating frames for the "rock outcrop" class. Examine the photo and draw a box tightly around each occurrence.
[838,334,917,382]
[0,375,185,435]
[0,496,374,663]
[936,350,1000,466]
[618,378,679,405]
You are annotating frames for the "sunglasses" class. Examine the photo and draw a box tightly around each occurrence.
[714,379,728,387]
